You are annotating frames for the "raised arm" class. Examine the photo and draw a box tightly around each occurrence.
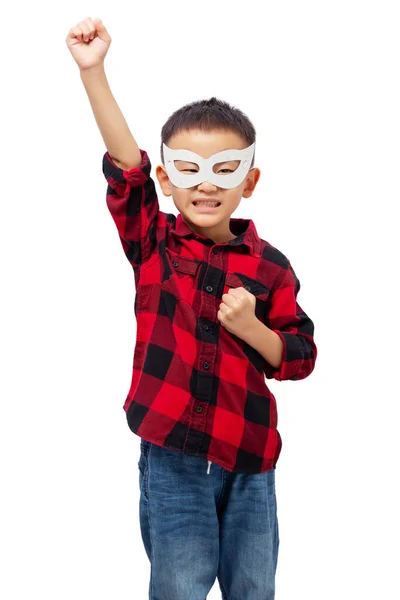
[66,17,160,267]
[80,65,141,170]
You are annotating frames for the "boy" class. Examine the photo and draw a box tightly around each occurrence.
[66,16,317,600]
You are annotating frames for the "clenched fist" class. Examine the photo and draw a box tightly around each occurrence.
[65,16,112,71]
[217,286,257,339]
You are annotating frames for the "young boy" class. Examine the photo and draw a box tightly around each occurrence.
[67,17,317,600]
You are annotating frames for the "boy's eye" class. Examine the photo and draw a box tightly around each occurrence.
[182,168,233,174]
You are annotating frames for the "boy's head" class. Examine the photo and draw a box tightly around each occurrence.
[155,97,261,243]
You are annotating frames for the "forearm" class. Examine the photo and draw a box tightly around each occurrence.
[80,65,141,169]
[241,318,284,369]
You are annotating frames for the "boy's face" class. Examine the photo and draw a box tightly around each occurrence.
[156,129,261,241]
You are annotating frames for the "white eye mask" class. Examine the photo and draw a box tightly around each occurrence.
[163,142,255,189]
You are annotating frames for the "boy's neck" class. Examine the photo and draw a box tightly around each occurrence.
[182,215,236,244]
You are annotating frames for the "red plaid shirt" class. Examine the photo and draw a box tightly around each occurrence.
[103,148,317,474]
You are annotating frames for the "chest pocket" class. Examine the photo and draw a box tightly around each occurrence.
[224,272,270,320]
[163,250,202,304]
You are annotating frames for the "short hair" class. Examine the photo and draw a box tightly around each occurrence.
[160,97,256,169]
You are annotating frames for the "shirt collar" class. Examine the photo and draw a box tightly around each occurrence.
[171,213,262,258]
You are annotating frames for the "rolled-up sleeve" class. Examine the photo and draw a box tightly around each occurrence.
[102,149,160,268]
[264,261,317,381]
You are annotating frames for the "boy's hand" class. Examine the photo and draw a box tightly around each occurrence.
[66,17,112,71]
[217,287,258,339]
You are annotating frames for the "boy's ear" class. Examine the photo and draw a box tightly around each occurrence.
[242,168,261,198]
[156,165,172,196]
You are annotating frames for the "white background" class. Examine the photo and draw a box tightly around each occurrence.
[1,1,399,598]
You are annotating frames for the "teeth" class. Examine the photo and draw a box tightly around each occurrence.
[194,201,219,207]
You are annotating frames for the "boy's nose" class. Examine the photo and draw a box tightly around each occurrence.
[197,180,218,192]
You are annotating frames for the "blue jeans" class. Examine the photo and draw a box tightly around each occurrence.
[138,439,279,600]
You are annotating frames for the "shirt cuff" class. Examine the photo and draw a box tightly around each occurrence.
[103,149,151,188]
[264,330,306,381]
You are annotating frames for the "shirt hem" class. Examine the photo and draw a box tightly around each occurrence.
[133,430,277,475]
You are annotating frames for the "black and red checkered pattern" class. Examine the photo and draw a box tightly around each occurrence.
[102,148,317,474]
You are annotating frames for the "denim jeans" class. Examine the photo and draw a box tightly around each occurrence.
[138,438,279,600]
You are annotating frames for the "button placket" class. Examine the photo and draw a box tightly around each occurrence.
[192,246,222,424]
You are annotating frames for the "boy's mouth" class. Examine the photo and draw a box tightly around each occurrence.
[192,200,221,208]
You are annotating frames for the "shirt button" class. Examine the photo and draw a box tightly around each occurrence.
[212,247,219,254]
[245,285,251,291]
[172,261,179,267]
[203,324,209,331]
[195,405,203,413]
[203,361,210,369]
[205,285,214,293]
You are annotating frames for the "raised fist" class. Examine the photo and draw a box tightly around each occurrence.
[65,17,112,71]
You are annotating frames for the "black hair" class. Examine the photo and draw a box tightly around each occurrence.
[160,97,256,168]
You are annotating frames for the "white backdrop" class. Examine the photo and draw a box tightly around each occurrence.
[1,1,399,599]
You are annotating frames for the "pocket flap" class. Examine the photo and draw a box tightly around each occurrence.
[225,272,244,288]
[225,272,270,299]
[172,256,200,276]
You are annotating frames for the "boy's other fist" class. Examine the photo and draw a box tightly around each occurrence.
[65,17,112,71]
